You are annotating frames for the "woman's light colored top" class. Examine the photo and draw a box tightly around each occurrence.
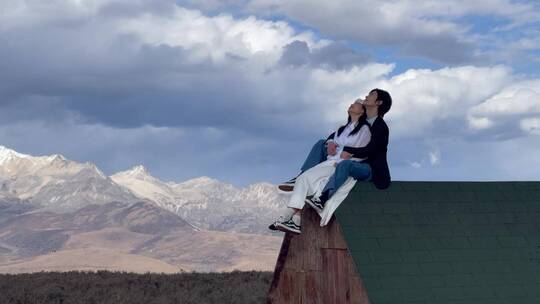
[327,122,371,163]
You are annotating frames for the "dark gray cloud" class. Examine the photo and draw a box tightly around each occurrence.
[0,13,330,138]
[279,40,370,70]
[173,0,250,13]
[0,0,346,190]
[278,40,310,67]
[284,16,477,65]
[400,34,477,65]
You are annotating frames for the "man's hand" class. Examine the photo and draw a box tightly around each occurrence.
[340,151,353,160]
[327,142,338,156]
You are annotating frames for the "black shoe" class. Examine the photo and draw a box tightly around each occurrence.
[305,196,325,214]
[278,174,300,192]
[319,190,329,203]
[268,222,278,231]
[275,219,301,234]
[269,214,291,231]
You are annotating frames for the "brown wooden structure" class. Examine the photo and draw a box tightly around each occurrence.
[267,207,370,304]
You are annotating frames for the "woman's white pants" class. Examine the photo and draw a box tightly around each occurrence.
[287,160,337,210]
[286,160,360,228]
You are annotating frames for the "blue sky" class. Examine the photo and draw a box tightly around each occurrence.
[1,0,540,186]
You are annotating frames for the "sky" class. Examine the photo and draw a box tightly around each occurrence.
[1,0,540,186]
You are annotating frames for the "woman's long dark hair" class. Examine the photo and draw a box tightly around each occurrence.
[336,105,369,137]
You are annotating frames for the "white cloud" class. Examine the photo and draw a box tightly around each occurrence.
[468,82,540,133]
[302,63,395,123]
[469,86,540,116]
[509,37,540,52]
[291,64,540,140]
[468,116,494,130]
[115,7,321,65]
[0,0,322,68]
[254,63,539,140]
[520,117,540,135]
[429,150,441,166]
[377,65,512,137]
[409,161,422,169]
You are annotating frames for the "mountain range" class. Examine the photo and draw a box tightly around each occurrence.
[0,146,287,272]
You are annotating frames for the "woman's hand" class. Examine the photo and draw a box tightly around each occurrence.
[327,142,338,156]
[340,151,353,160]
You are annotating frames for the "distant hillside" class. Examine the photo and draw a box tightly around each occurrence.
[0,201,281,273]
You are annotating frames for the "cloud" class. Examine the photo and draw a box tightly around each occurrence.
[0,0,391,141]
[252,0,474,63]
[520,117,540,134]
[2,0,540,185]
[115,6,321,65]
[429,150,441,166]
[279,40,370,70]
[409,161,422,169]
[2,0,537,138]
[241,0,540,64]
[467,82,540,137]
[0,1,331,136]
[376,65,513,138]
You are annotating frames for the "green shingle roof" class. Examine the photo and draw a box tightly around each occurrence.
[334,181,540,304]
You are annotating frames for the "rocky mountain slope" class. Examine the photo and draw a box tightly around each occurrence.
[0,146,284,272]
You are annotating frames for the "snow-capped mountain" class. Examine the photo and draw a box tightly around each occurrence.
[0,146,140,211]
[0,145,287,234]
[111,165,181,210]
[112,166,288,234]
[0,146,284,272]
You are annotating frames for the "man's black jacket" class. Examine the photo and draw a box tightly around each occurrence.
[340,116,391,189]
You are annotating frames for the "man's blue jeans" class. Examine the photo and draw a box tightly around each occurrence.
[323,160,372,197]
[300,139,328,172]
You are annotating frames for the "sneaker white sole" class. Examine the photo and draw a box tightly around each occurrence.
[275,222,301,234]
[277,188,294,195]
[304,198,323,215]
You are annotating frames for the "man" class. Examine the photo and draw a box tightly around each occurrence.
[305,88,392,213]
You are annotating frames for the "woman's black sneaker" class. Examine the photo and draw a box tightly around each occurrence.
[275,219,301,234]
[268,222,278,230]
[278,176,298,192]
[305,196,324,214]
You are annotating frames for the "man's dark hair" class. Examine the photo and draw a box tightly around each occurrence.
[371,88,392,117]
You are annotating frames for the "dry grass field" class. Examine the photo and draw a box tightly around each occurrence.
[0,270,273,304]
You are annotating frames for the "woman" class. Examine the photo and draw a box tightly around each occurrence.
[270,99,371,234]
